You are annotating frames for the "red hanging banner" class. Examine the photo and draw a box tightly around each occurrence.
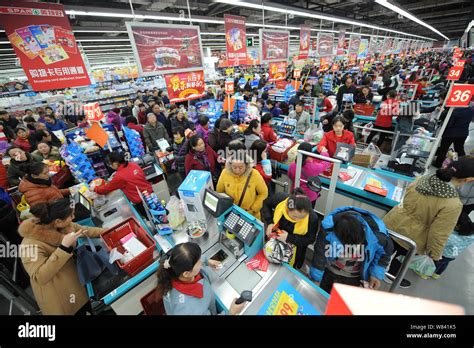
[0,1,90,91]
[259,29,289,63]
[224,14,247,67]
[299,25,311,59]
[318,33,334,57]
[336,29,346,56]
[164,70,206,103]
[268,62,287,82]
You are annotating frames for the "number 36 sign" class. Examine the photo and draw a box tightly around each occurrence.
[446,84,474,107]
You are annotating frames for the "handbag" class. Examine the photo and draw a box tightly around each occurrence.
[238,171,253,207]
[301,168,322,193]
[75,236,119,285]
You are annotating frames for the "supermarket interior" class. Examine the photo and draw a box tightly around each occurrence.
[0,0,473,320]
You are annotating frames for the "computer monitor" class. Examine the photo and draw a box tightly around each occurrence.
[203,189,234,217]
[78,192,91,212]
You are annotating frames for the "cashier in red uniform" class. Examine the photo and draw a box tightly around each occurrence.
[93,151,152,216]
[317,116,355,158]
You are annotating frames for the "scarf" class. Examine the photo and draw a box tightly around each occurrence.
[175,137,184,145]
[171,273,203,298]
[415,174,458,198]
[273,198,309,236]
[193,148,211,171]
[26,174,52,187]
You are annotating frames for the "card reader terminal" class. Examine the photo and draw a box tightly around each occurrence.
[223,212,258,246]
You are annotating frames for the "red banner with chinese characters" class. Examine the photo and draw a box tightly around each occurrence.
[268,62,287,82]
[318,33,334,57]
[224,14,247,67]
[260,29,289,63]
[164,70,206,103]
[0,1,90,91]
[299,25,311,59]
[320,56,332,70]
[126,22,203,76]
[83,102,104,122]
[336,29,345,56]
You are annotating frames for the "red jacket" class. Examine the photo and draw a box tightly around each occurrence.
[375,98,398,128]
[414,81,427,99]
[261,123,277,143]
[254,163,272,184]
[0,162,8,190]
[317,130,355,158]
[322,97,333,113]
[94,162,152,204]
[138,111,147,125]
[13,137,31,153]
[185,146,218,175]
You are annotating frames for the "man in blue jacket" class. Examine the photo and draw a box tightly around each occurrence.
[44,114,68,132]
[433,103,473,168]
[310,206,393,293]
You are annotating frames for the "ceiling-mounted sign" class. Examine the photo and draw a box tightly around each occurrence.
[318,33,334,57]
[246,37,253,47]
[348,35,361,54]
[224,14,247,66]
[336,29,346,56]
[268,61,287,82]
[299,25,311,59]
[259,29,290,63]
[0,1,90,91]
[126,22,204,76]
[357,39,369,60]
[164,70,206,103]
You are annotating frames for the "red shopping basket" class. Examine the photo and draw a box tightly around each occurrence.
[100,217,155,276]
[269,140,296,162]
[140,288,166,315]
[353,103,376,116]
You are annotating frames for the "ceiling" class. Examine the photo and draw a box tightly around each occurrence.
[0,0,472,75]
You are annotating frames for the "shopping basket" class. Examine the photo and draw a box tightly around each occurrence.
[100,217,155,276]
[352,142,382,168]
[140,288,166,315]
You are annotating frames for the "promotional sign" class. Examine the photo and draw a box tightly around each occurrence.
[348,53,357,65]
[336,29,346,56]
[453,47,462,59]
[357,39,369,60]
[83,102,104,122]
[225,79,234,94]
[331,64,339,72]
[126,22,204,76]
[85,122,108,149]
[446,84,474,107]
[348,35,361,54]
[293,69,301,79]
[318,33,334,57]
[164,70,206,103]
[381,38,392,53]
[447,66,464,81]
[259,29,290,63]
[224,14,247,66]
[299,25,311,58]
[257,279,320,315]
[0,1,90,91]
[320,56,332,70]
[268,61,287,81]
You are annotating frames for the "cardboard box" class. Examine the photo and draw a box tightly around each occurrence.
[178,170,213,222]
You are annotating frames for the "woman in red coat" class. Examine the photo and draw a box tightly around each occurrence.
[317,116,355,158]
[94,151,152,216]
[185,135,225,186]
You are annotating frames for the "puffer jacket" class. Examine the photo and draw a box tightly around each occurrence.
[31,146,62,162]
[18,176,69,206]
[143,121,170,151]
[310,206,393,282]
[216,163,268,220]
[383,174,462,260]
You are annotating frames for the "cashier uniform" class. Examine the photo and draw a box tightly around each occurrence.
[164,265,220,315]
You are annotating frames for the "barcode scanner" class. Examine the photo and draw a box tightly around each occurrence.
[235,290,253,305]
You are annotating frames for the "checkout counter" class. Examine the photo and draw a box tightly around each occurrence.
[160,185,329,315]
[75,190,162,315]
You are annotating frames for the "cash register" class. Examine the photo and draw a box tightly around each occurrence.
[73,192,103,227]
[132,154,159,178]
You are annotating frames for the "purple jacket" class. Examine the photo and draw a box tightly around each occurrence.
[107,111,123,131]
[288,152,330,202]
[195,124,210,144]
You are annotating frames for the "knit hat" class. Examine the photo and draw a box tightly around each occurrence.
[415,174,458,198]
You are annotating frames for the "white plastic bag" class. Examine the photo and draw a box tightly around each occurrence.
[166,196,186,229]
[361,122,373,137]
[409,255,436,277]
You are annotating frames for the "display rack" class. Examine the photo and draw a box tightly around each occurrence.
[123,126,145,158]
[195,99,224,129]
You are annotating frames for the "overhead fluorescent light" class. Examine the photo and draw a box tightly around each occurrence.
[74,30,128,33]
[80,44,132,48]
[215,0,436,40]
[375,0,449,40]
[77,38,130,42]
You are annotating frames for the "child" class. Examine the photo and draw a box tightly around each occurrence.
[249,140,272,185]
[288,142,330,206]
[432,212,474,279]
[317,116,355,158]
[195,116,210,144]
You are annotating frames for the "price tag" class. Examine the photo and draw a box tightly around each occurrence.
[446,84,474,107]
[447,66,464,81]
[83,102,104,122]
[274,291,298,315]
[293,69,301,79]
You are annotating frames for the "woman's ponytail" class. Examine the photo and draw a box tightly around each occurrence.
[435,167,455,182]
[436,156,474,182]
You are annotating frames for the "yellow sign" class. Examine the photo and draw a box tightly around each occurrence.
[226,68,234,76]
[274,291,298,315]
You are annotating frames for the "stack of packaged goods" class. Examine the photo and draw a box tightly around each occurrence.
[187,105,198,124]
[142,190,168,225]
[102,124,122,149]
[322,75,333,92]
[60,142,97,183]
[231,100,247,124]
[122,126,145,158]
[195,99,223,129]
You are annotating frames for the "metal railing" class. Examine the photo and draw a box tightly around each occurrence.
[386,230,417,293]
[294,149,342,216]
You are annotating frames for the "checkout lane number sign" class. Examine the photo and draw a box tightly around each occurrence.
[446,84,474,107]
[447,66,464,81]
